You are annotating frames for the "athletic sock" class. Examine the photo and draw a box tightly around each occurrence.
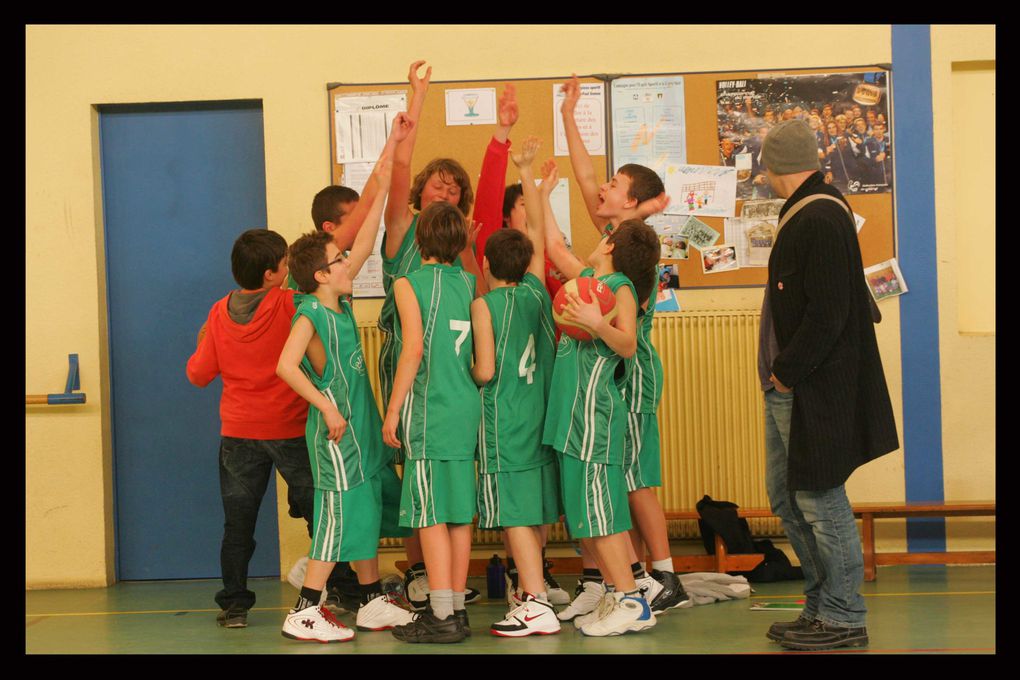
[624,589,642,599]
[631,562,649,580]
[581,568,602,583]
[296,587,322,611]
[359,580,382,606]
[452,590,466,611]
[651,558,674,573]
[431,588,454,619]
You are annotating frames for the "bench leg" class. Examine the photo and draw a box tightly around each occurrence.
[715,534,728,573]
[861,513,876,582]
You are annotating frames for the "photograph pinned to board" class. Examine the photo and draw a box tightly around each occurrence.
[864,258,908,302]
[740,199,785,221]
[725,217,776,267]
[677,215,720,252]
[716,71,892,197]
[659,263,680,290]
[702,244,740,274]
[553,81,606,156]
[334,91,407,164]
[445,88,497,126]
[611,75,687,176]
[659,233,689,261]
[663,164,738,217]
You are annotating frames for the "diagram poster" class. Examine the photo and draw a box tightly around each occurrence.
[611,76,686,176]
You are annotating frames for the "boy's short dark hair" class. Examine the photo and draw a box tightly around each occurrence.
[311,185,360,230]
[617,164,665,204]
[410,158,474,217]
[231,229,288,290]
[502,183,524,225]
[608,219,660,306]
[416,202,467,264]
[485,229,533,283]
[287,230,333,294]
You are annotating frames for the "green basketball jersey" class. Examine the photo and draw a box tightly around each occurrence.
[623,303,664,413]
[394,263,480,461]
[542,268,637,465]
[295,296,386,491]
[477,273,557,474]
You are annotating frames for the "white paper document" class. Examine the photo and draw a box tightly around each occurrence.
[553,82,606,157]
[352,229,386,299]
[445,88,497,126]
[664,164,738,217]
[334,91,407,164]
[611,76,686,175]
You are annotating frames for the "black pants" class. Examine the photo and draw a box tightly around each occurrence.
[215,436,355,610]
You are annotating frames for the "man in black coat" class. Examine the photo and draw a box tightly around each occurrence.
[756,119,899,651]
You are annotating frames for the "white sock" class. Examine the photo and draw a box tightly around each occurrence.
[652,558,674,573]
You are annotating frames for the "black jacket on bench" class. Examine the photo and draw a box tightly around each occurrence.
[768,172,899,491]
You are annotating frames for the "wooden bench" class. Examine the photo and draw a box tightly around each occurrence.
[395,502,994,581]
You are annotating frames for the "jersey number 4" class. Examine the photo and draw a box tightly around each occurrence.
[518,334,536,385]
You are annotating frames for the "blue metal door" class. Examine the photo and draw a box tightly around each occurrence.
[100,101,280,580]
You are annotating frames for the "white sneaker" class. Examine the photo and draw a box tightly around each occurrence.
[281,605,355,643]
[545,581,571,606]
[287,556,308,590]
[636,574,664,610]
[573,592,615,629]
[356,593,415,631]
[557,580,606,622]
[490,595,561,637]
[579,592,656,637]
[404,567,430,612]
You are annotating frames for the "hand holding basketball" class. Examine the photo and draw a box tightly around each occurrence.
[552,277,618,341]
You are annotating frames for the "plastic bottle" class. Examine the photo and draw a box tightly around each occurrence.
[486,554,506,600]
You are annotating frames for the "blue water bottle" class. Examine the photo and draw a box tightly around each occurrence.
[486,554,506,600]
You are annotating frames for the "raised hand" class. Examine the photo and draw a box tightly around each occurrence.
[539,158,559,195]
[390,111,415,143]
[498,83,519,128]
[560,74,582,116]
[408,60,432,94]
[466,219,481,249]
[637,191,670,218]
[511,136,540,169]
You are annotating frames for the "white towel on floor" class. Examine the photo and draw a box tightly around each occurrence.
[677,572,752,605]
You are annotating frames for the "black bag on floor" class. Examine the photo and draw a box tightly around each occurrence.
[696,494,803,583]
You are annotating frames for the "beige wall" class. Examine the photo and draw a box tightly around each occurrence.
[26,25,992,588]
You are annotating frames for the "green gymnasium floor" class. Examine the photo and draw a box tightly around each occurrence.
[25,565,995,654]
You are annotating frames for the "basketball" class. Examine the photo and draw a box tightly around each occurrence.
[552,276,618,341]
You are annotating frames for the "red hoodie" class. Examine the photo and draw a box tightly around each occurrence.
[186,287,307,439]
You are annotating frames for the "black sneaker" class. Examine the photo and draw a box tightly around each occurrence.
[766,614,815,642]
[780,620,869,650]
[464,587,482,605]
[216,606,248,628]
[403,565,429,611]
[390,610,466,644]
[542,559,562,590]
[648,569,691,612]
[455,608,471,637]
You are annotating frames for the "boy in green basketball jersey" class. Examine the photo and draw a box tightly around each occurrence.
[557,74,689,619]
[383,201,481,644]
[537,149,661,636]
[468,138,562,637]
[276,114,416,643]
[381,61,515,610]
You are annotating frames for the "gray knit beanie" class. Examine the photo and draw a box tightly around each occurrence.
[761,119,820,175]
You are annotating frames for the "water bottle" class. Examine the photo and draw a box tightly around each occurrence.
[486,554,506,600]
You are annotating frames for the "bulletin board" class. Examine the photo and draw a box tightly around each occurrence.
[327,75,611,282]
[327,65,895,290]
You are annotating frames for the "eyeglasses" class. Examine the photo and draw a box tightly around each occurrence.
[321,253,345,271]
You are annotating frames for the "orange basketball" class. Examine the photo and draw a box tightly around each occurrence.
[552,276,618,341]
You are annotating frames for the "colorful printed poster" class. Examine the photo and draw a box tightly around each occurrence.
[553,82,606,156]
[716,71,892,196]
[611,76,687,176]
[664,164,738,217]
[864,258,908,302]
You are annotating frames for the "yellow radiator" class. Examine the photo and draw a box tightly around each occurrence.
[360,310,781,547]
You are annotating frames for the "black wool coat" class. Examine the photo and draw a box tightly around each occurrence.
[768,172,899,490]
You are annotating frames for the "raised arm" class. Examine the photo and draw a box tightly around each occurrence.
[384,60,431,258]
[539,158,584,281]
[469,297,495,386]
[277,317,347,442]
[473,83,517,268]
[560,74,608,233]
[511,136,546,281]
[381,278,424,449]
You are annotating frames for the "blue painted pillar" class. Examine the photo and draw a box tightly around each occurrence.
[891,24,946,552]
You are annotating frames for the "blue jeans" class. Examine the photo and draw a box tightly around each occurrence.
[764,389,867,628]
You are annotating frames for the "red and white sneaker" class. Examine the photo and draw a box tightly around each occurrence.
[281,605,355,643]
[490,594,561,637]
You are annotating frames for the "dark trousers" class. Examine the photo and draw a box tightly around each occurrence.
[215,436,355,610]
